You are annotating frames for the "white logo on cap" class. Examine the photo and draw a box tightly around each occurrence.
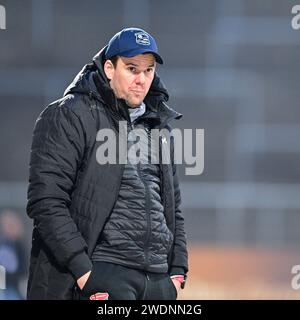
[135,32,150,46]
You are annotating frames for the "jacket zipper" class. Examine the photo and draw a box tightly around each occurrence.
[159,137,166,209]
[137,156,151,269]
[131,122,151,269]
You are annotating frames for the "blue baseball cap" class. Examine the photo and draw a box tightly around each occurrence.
[105,27,163,64]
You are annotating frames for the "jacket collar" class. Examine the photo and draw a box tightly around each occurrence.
[64,47,182,127]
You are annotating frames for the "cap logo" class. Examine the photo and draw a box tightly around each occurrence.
[135,32,151,46]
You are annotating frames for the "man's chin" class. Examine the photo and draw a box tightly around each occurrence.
[126,99,143,108]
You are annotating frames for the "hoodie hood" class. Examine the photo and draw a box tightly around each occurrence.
[64,47,182,124]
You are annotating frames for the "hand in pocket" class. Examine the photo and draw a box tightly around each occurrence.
[77,270,92,290]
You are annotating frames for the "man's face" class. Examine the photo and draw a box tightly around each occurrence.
[104,54,156,108]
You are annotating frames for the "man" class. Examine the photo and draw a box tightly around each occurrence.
[26,27,188,300]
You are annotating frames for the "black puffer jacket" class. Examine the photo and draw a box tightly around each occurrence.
[26,47,188,300]
[92,118,174,272]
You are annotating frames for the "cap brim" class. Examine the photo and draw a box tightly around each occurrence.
[120,49,163,64]
[151,52,164,65]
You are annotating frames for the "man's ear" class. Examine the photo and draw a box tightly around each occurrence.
[104,60,115,80]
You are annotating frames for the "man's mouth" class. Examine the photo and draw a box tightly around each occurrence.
[131,90,143,94]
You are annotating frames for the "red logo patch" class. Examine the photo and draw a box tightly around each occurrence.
[89,292,109,300]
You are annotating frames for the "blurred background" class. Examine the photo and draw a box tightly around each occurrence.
[0,0,300,299]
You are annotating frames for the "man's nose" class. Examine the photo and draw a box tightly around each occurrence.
[135,72,146,85]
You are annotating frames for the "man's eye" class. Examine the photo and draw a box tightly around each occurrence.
[129,67,136,73]
[147,68,153,73]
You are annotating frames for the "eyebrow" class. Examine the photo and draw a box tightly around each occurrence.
[125,62,155,68]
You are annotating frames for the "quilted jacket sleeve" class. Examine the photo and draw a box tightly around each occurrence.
[169,132,189,276]
[169,162,189,276]
[26,101,92,279]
